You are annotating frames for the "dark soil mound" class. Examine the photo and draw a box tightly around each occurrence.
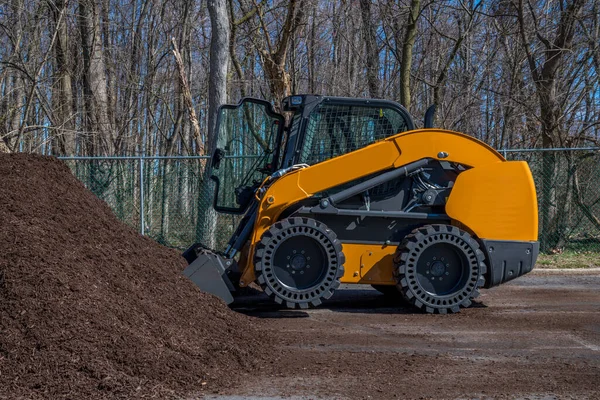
[0,154,268,399]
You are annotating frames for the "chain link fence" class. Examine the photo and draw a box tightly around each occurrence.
[59,148,600,254]
[502,148,600,254]
[59,156,239,251]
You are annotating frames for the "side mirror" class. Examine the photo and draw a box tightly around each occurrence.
[424,105,436,128]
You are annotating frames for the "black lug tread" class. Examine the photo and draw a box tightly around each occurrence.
[393,224,486,314]
[254,217,345,309]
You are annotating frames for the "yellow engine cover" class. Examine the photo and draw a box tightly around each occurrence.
[445,161,538,242]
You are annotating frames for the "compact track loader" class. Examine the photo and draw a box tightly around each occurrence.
[183,95,539,314]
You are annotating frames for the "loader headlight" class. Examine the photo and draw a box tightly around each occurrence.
[290,96,303,106]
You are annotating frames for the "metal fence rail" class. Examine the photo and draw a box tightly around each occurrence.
[59,148,600,254]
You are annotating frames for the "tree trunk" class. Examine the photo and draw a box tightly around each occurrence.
[50,0,75,155]
[79,0,113,156]
[399,0,420,109]
[100,0,117,152]
[196,0,230,249]
[308,7,317,93]
[172,38,203,153]
[359,0,379,98]
[207,0,230,147]
[2,0,25,152]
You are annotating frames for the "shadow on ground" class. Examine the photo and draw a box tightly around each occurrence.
[230,286,483,317]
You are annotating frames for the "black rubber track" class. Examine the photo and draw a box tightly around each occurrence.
[393,224,486,314]
[254,217,345,309]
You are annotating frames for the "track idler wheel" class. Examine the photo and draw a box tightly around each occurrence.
[254,217,345,309]
[394,224,486,314]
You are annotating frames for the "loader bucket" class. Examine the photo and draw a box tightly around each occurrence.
[182,251,235,305]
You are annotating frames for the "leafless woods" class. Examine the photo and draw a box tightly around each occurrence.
[0,0,598,156]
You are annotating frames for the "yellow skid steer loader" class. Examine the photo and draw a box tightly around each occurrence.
[183,95,538,314]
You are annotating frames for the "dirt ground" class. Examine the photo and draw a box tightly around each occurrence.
[201,269,600,400]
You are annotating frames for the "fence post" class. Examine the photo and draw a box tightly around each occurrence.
[139,157,145,235]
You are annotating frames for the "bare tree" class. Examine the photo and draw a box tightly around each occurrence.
[208,0,230,151]
[49,0,75,155]
[0,0,596,156]
[197,0,231,248]
[0,0,25,153]
[172,38,203,154]
[360,0,380,98]
[79,0,113,155]
[399,0,420,109]
[251,0,304,105]
[431,1,480,125]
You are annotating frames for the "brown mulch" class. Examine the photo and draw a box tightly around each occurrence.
[0,154,270,399]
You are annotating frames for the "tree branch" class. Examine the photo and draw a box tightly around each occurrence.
[171,38,204,155]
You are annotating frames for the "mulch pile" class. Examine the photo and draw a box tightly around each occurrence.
[0,154,270,399]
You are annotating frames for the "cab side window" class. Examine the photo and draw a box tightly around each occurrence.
[300,104,410,165]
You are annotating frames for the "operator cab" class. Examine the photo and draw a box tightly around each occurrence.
[210,95,415,214]
[280,95,414,167]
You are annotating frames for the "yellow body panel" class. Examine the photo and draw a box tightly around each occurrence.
[445,161,538,241]
[338,244,397,284]
[238,129,537,287]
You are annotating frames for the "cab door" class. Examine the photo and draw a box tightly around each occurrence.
[210,98,284,214]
